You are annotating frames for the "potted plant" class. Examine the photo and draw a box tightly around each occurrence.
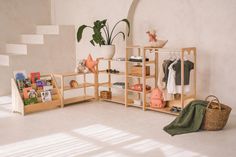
[77,19,130,59]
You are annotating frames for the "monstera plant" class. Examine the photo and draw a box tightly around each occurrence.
[77,19,130,59]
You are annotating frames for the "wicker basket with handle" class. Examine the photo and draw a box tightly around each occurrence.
[201,95,232,131]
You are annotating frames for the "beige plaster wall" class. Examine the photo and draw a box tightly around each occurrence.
[0,0,51,51]
[52,0,236,108]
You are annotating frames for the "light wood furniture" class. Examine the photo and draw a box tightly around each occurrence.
[11,47,196,116]
[96,58,127,104]
[125,46,157,110]
[125,46,197,116]
[12,74,62,115]
[53,72,96,107]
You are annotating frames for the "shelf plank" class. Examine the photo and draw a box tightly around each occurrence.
[24,99,61,114]
[99,70,125,76]
[127,89,151,94]
[127,103,143,108]
[64,96,94,105]
[98,58,126,62]
[127,60,155,64]
[53,72,93,77]
[62,83,94,91]
[127,74,155,79]
[99,82,125,90]
[100,96,125,104]
[145,106,179,116]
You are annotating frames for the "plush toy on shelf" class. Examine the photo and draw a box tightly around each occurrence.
[75,59,89,73]
[146,29,158,43]
[146,29,168,48]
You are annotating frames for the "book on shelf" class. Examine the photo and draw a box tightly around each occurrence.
[41,91,52,102]
[30,72,40,84]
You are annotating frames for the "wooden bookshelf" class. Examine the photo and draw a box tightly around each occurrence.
[53,72,96,107]
[11,74,62,115]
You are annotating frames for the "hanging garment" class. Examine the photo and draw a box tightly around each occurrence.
[173,60,194,85]
[158,67,174,101]
[167,59,178,94]
[162,59,174,86]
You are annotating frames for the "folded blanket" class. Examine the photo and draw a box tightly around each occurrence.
[163,100,208,136]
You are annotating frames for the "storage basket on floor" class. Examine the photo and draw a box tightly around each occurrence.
[202,95,232,131]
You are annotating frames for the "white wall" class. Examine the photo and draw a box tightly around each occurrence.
[52,0,236,108]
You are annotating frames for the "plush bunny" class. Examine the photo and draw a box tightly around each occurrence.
[75,59,89,73]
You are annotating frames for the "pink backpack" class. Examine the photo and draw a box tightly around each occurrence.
[150,88,165,108]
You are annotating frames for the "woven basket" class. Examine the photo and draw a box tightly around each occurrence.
[201,95,232,131]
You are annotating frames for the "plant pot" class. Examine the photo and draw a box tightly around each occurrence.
[100,45,115,59]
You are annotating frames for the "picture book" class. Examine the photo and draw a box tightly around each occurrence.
[41,91,52,102]
[23,87,32,99]
[43,85,53,92]
[36,80,46,87]
[13,70,27,80]
[30,72,40,84]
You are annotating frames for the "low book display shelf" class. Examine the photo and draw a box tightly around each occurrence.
[12,74,62,115]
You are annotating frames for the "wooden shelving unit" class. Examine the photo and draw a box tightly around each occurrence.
[12,74,62,115]
[125,46,197,115]
[96,58,126,105]
[125,46,157,111]
[53,72,96,107]
[12,47,196,116]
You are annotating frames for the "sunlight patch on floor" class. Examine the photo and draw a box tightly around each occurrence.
[0,110,12,118]
[73,124,140,145]
[0,96,11,105]
[0,133,101,157]
[91,151,128,157]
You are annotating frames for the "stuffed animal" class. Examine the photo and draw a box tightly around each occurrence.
[150,88,165,108]
[75,59,89,73]
[146,29,158,42]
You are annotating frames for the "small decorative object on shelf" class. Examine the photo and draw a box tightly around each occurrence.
[85,54,98,73]
[70,80,79,88]
[100,91,112,99]
[129,56,149,62]
[146,29,168,48]
[129,84,151,92]
[106,69,119,74]
[75,59,89,73]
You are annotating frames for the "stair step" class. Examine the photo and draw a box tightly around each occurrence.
[21,34,44,44]
[6,44,27,55]
[36,25,59,35]
[0,54,9,66]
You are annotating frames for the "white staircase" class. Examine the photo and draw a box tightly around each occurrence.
[36,25,59,35]
[21,34,44,44]
[6,44,27,55]
[0,25,76,95]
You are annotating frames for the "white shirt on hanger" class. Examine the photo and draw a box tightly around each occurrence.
[167,59,178,94]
